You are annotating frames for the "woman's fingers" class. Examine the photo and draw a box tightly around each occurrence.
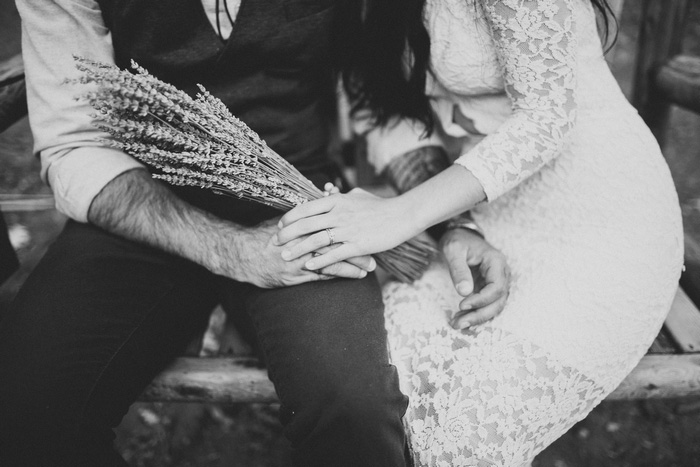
[279,229,377,271]
[281,229,336,261]
[278,196,335,228]
[276,214,335,245]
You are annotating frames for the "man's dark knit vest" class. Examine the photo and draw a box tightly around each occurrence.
[95,0,339,224]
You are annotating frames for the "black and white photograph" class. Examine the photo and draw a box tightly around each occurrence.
[1,0,699,465]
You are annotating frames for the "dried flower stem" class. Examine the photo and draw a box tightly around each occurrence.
[70,56,435,282]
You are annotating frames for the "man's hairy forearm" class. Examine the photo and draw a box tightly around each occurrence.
[88,169,248,279]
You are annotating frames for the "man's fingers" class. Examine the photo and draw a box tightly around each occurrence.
[318,261,368,279]
[342,255,376,272]
[276,214,334,245]
[444,242,474,296]
[459,281,508,311]
[451,296,507,330]
[459,253,509,310]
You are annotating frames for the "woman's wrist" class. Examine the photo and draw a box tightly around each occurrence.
[385,194,428,240]
[399,164,486,230]
[384,145,454,239]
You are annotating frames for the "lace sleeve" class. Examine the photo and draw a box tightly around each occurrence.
[454,0,577,201]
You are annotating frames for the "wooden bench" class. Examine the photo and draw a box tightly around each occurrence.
[139,287,700,403]
[2,0,700,403]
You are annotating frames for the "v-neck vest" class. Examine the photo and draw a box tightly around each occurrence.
[96,0,336,171]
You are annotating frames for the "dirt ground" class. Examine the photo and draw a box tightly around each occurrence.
[2,1,700,466]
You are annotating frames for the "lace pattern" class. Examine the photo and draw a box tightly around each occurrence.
[452,0,577,201]
[378,1,684,465]
[384,263,607,467]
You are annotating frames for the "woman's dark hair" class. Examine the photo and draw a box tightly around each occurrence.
[335,0,618,134]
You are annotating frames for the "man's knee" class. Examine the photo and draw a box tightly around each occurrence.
[286,361,408,438]
[283,363,409,467]
[330,363,408,423]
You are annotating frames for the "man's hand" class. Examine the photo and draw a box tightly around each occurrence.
[88,170,374,289]
[227,218,375,289]
[440,228,511,330]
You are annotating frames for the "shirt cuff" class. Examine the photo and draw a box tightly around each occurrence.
[44,146,145,222]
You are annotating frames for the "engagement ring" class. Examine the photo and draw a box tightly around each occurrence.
[325,228,335,246]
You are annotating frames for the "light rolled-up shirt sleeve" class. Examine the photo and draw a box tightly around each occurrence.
[17,0,144,222]
[353,112,444,175]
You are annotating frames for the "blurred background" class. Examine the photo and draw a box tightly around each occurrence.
[2,0,700,466]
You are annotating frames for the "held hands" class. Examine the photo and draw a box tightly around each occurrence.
[275,188,419,271]
[442,228,511,330]
[231,218,376,289]
[273,182,510,326]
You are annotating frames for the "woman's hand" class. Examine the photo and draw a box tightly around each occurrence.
[441,228,511,330]
[229,218,377,288]
[275,188,422,271]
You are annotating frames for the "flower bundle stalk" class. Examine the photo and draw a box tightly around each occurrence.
[70,57,434,282]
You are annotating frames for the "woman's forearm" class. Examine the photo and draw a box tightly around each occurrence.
[394,164,487,233]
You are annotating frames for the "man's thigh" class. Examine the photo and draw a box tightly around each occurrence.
[0,220,217,458]
[242,275,388,385]
[233,275,409,466]
[236,274,402,418]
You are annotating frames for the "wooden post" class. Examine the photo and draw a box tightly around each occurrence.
[0,54,27,133]
[631,0,692,147]
[607,0,625,18]
[654,55,700,116]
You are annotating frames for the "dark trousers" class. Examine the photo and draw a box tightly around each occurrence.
[0,220,409,467]
[0,213,19,285]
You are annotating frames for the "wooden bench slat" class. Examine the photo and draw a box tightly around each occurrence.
[664,286,700,352]
[0,54,23,84]
[141,357,278,404]
[141,352,700,404]
[607,354,700,400]
[0,195,55,212]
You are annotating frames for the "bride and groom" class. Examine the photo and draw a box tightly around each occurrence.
[1,0,682,466]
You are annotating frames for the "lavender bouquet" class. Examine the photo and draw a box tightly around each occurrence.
[70,57,434,282]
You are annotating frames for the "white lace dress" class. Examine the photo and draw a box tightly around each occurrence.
[370,1,686,466]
